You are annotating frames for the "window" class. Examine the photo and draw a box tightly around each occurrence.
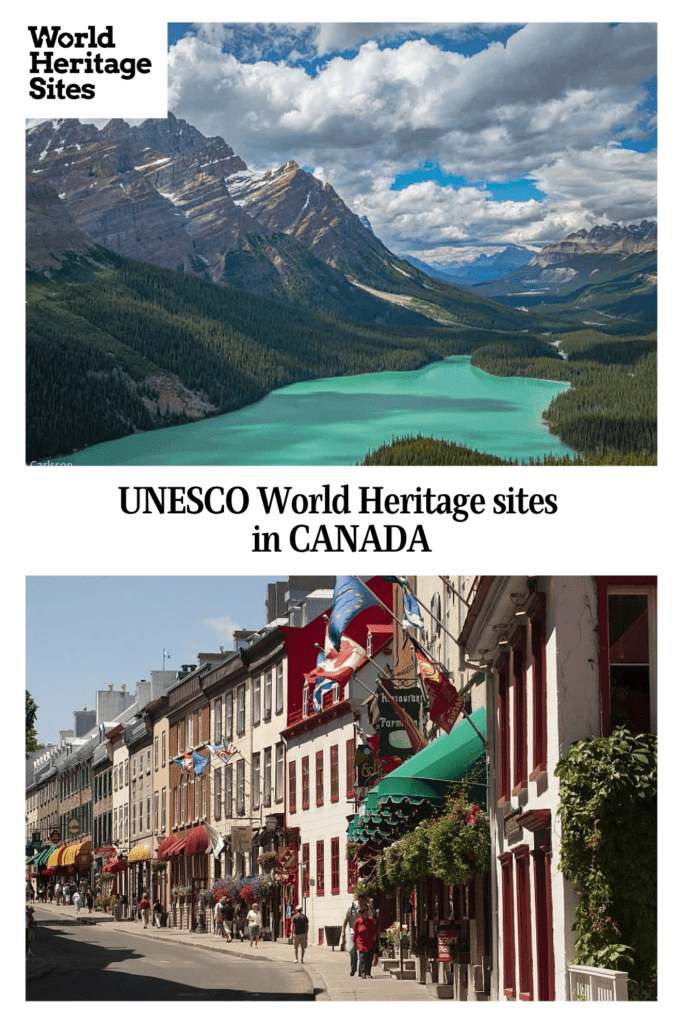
[214,768,222,820]
[275,743,284,803]
[275,662,283,714]
[499,852,516,998]
[124,804,128,840]
[431,592,442,638]
[139,799,143,833]
[154,792,159,832]
[263,748,272,807]
[330,746,339,803]
[598,578,657,735]
[161,788,166,832]
[154,737,159,771]
[252,754,261,810]
[237,684,245,733]
[512,639,527,793]
[264,669,272,719]
[225,764,233,819]
[226,692,234,739]
[214,698,223,744]
[288,760,297,814]
[529,595,547,778]
[302,757,310,810]
[497,654,511,804]
[514,846,534,1000]
[331,837,340,894]
[173,787,178,828]
[253,675,261,725]
[346,738,356,798]
[180,779,186,823]
[316,840,325,894]
[139,754,143,778]
[162,730,166,767]
[124,761,129,785]
[302,843,310,895]
[302,683,310,717]
[316,750,324,806]
[147,749,151,774]
[348,849,358,892]
[236,759,245,816]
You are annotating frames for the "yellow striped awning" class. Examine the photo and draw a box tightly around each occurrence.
[47,846,64,870]
[62,840,92,865]
[128,841,151,863]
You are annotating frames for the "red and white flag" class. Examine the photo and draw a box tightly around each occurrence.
[312,633,365,684]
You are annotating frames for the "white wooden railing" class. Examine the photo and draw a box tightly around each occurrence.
[568,964,629,1001]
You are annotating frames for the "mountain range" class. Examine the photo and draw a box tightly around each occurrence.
[26,114,519,330]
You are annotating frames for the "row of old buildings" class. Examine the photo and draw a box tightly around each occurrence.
[25,574,656,999]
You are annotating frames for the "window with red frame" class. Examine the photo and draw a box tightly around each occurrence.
[512,638,527,793]
[316,839,325,894]
[302,756,309,810]
[316,750,324,806]
[598,577,657,735]
[330,745,339,802]
[288,760,296,815]
[529,594,547,778]
[346,737,355,797]
[302,843,310,895]
[331,836,340,894]
[514,845,534,1000]
[499,852,516,998]
[497,655,511,804]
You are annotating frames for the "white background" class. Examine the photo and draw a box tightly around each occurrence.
[11,2,676,1014]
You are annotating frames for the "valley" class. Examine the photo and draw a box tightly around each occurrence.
[25,116,657,466]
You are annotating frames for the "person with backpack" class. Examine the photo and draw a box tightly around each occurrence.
[291,905,309,964]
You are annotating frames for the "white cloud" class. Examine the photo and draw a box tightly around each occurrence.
[203,615,243,644]
[167,22,656,248]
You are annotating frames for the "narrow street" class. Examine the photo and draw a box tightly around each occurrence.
[27,908,315,1001]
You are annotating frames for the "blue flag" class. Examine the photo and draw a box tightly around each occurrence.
[328,576,380,650]
[311,652,333,713]
[192,750,210,776]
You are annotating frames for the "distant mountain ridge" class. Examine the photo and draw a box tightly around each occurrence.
[530,220,657,267]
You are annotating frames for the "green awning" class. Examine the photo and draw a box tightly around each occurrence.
[348,707,487,842]
[36,845,56,867]
[376,706,487,804]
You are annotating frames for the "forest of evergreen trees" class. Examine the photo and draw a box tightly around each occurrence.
[26,256,656,464]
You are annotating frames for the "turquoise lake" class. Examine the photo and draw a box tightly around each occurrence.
[65,356,575,466]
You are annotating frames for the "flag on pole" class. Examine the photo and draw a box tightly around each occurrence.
[408,636,464,733]
[203,819,226,858]
[328,576,381,649]
[382,687,428,753]
[381,576,410,587]
[401,583,425,633]
[171,753,193,773]
[192,750,211,776]
[316,633,365,683]
[207,742,237,764]
[307,651,332,713]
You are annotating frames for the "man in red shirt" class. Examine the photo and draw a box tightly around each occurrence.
[353,908,377,979]
[138,894,151,929]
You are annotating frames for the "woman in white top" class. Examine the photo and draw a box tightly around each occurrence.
[247,903,262,947]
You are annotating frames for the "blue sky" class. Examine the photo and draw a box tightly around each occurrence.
[26,576,285,746]
[166,23,657,257]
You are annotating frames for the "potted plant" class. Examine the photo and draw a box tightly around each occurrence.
[257,852,278,873]
[428,796,489,886]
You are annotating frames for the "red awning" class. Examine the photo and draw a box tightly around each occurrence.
[160,836,187,860]
[184,826,209,856]
[156,836,177,859]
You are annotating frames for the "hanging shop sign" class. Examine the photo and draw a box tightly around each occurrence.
[376,683,422,760]
[68,818,80,835]
[231,826,252,855]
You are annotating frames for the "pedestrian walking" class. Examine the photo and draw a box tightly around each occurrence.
[153,899,163,928]
[213,896,224,937]
[63,882,71,904]
[353,908,377,979]
[73,889,83,914]
[47,883,55,903]
[236,903,247,941]
[26,906,36,957]
[139,893,151,928]
[247,903,262,947]
[342,894,373,977]
[223,898,234,941]
[54,881,62,905]
[291,905,309,964]
[26,882,34,903]
[37,883,45,903]
[86,887,94,913]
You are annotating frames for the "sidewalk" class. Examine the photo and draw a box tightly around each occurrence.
[27,902,434,1001]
